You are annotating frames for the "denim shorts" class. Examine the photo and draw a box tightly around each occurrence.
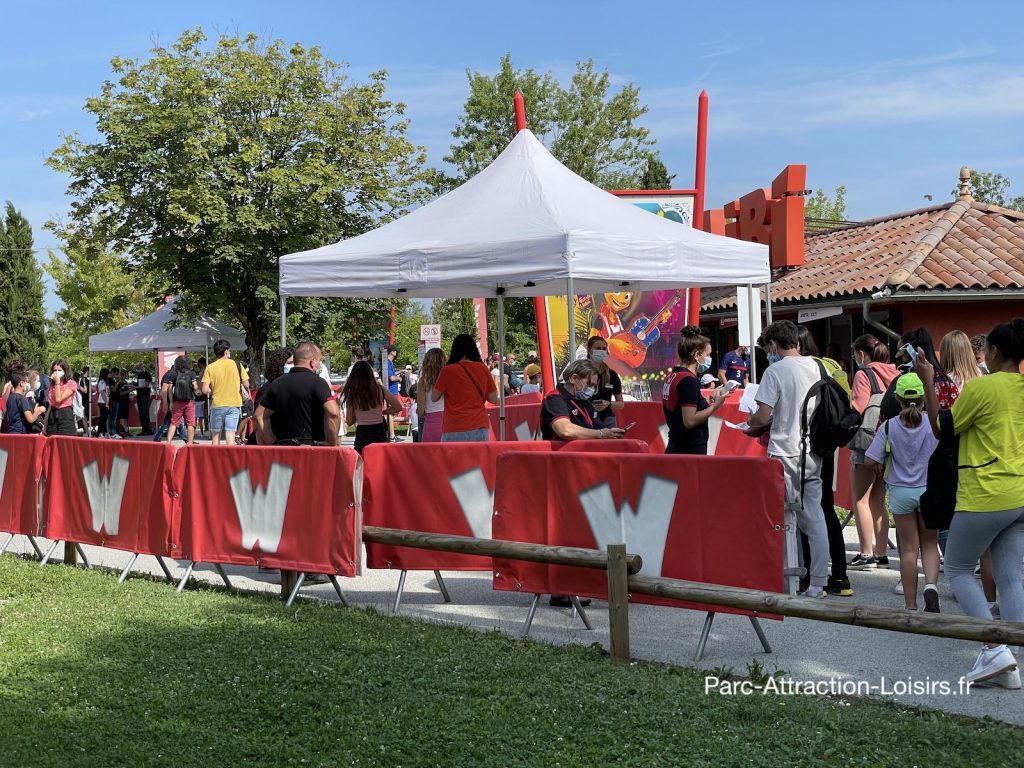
[210,406,241,433]
[441,428,490,443]
[886,485,926,516]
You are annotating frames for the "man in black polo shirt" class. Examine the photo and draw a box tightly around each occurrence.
[256,342,341,446]
[540,359,625,441]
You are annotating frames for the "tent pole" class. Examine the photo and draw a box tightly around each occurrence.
[566,276,575,367]
[87,353,92,437]
[747,284,758,383]
[279,296,287,346]
[765,281,773,325]
[497,290,506,441]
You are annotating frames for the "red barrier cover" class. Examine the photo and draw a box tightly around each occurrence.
[43,436,176,555]
[492,452,785,618]
[361,441,552,570]
[175,445,360,575]
[486,401,543,441]
[0,434,46,536]
[551,439,650,453]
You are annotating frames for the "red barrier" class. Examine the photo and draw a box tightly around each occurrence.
[0,434,46,536]
[486,401,543,441]
[174,445,360,575]
[43,436,176,555]
[552,439,650,453]
[618,401,669,452]
[492,452,785,618]
[361,441,553,570]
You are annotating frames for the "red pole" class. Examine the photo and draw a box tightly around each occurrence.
[389,305,396,345]
[688,90,709,327]
[517,90,556,391]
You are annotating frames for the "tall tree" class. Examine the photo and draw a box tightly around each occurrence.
[0,202,47,366]
[639,154,675,190]
[440,54,659,191]
[954,170,1024,211]
[48,29,429,368]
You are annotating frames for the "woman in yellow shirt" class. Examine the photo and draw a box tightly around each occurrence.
[916,318,1024,688]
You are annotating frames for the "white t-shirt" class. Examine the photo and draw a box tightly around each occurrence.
[520,383,542,394]
[97,379,108,405]
[755,355,821,458]
[423,385,444,414]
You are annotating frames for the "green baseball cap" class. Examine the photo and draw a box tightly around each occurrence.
[895,373,924,399]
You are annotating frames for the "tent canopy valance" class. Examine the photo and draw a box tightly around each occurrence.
[279,129,769,299]
[88,299,245,353]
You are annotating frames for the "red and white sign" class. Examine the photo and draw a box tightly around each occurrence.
[0,434,46,537]
[419,324,441,346]
[174,445,360,575]
[493,452,785,617]
[43,436,177,555]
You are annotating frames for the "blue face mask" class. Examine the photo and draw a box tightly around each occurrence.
[591,349,609,364]
[697,355,712,373]
[578,386,595,400]
[767,352,782,366]
[283,363,294,373]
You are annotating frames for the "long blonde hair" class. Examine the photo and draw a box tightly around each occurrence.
[939,330,981,388]
[420,348,445,393]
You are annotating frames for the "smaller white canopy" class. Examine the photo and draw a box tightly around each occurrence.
[88,299,245,353]
[279,129,768,299]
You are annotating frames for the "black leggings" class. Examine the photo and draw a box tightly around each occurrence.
[354,422,388,454]
[98,404,109,434]
[800,451,848,580]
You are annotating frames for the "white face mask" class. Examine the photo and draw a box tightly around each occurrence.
[591,349,609,363]
[283,363,294,374]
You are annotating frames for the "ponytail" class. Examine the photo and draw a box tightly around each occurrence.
[986,317,1024,365]
[898,397,924,428]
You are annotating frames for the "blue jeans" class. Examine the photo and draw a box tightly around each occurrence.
[153,413,187,442]
[107,401,119,434]
[441,428,490,442]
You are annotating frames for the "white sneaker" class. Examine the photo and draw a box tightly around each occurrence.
[979,667,1022,690]
[798,585,826,598]
[966,645,1018,683]
[893,580,904,595]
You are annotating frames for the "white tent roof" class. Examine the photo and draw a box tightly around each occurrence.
[88,299,246,353]
[279,129,769,299]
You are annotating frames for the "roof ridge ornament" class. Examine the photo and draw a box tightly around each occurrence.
[958,165,974,202]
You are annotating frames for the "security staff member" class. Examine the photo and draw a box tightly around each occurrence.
[540,359,626,441]
[255,342,341,446]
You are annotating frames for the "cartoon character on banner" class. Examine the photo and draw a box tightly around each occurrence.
[592,292,634,339]
[607,291,686,368]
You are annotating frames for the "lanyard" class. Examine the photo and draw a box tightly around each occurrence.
[568,397,594,428]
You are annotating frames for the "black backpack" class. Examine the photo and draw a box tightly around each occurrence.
[919,410,997,530]
[172,371,193,402]
[801,360,862,456]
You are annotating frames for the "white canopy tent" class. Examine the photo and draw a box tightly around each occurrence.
[278,128,769,438]
[88,299,245,353]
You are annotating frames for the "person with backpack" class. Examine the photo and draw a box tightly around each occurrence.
[848,334,899,570]
[746,321,830,597]
[915,319,1024,687]
[166,355,198,445]
[864,374,940,612]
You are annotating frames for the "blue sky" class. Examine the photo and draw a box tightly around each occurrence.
[4,2,1023,314]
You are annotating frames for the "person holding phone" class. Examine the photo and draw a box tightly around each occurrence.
[44,360,78,436]
[540,359,625,441]
[662,326,725,455]
[585,335,624,429]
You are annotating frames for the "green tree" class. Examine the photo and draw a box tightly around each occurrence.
[804,185,847,222]
[954,170,1024,210]
[289,297,410,373]
[44,230,160,371]
[48,28,429,371]
[639,154,675,190]
[441,54,656,191]
[0,202,47,366]
[431,298,477,353]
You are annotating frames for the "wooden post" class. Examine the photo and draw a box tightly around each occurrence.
[63,542,78,566]
[606,544,630,664]
[280,570,298,601]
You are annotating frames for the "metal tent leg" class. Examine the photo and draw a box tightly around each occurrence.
[214,563,233,590]
[155,556,173,582]
[285,572,307,608]
[433,570,452,603]
[176,561,196,593]
[40,540,60,566]
[570,596,593,630]
[118,553,140,583]
[522,593,542,638]
[392,570,408,615]
[328,575,348,606]
[27,536,43,559]
[694,612,716,662]
[0,532,13,556]
[749,616,772,654]
[75,544,91,569]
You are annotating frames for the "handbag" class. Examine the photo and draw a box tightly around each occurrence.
[234,360,254,417]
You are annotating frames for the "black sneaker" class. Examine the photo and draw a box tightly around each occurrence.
[923,585,940,613]
[826,576,854,596]
[875,556,890,568]
[848,554,877,570]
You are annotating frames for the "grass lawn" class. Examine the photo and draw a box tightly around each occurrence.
[0,556,1019,767]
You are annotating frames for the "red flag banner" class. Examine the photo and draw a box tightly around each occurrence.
[42,436,176,555]
[174,445,360,575]
[492,452,785,618]
[0,434,46,536]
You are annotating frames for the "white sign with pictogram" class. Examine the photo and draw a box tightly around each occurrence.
[420,324,441,349]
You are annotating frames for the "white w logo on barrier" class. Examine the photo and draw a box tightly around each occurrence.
[449,468,493,539]
[0,448,8,495]
[514,421,537,441]
[83,456,131,536]
[579,476,679,577]
[230,463,293,553]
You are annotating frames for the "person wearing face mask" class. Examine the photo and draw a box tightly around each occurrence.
[256,342,341,447]
[540,359,626,441]
[718,344,750,387]
[247,347,293,445]
[1,370,46,434]
[586,335,624,429]
[663,326,725,455]
[43,359,77,436]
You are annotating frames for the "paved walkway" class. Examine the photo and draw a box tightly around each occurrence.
[6,526,1022,725]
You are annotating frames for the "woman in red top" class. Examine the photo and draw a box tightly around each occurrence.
[432,334,498,442]
[44,359,78,436]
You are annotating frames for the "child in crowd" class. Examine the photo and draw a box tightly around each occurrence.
[519,364,542,394]
[864,374,940,612]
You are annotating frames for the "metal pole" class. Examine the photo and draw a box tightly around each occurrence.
[279,295,287,347]
[765,282,773,325]
[566,276,576,366]
[497,291,506,440]
[747,285,758,383]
